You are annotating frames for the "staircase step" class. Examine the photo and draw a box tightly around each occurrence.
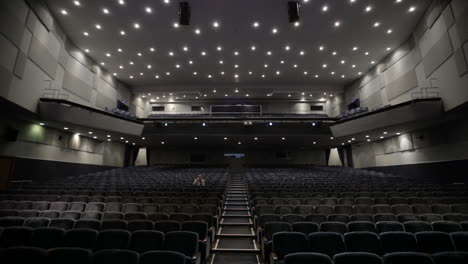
[217,226,256,238]
[212,238,260,253]
[220,217,253,226]
[210,253,260,264]
[223,211,250,216]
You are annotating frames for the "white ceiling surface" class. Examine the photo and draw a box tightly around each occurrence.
[45,0,430,98]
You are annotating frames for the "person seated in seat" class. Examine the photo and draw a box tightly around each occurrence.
[193,175,206,187]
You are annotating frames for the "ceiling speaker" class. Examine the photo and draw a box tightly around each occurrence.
[288,1,300,23]
[179,2,191,26]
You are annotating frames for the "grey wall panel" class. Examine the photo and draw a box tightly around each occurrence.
[13,51,27,78]
[0,6,26,47]
[0,34,19,71]
[454,47,468,76]
[394,134,414,152]
[28,37,58,79]
[385,38,415,70]
[362,91,383,110]
[0,66,13,98]
[95,92,116,110]
[464,42,468,67]
[25,0,54,30]
[386,69,419,100]
[383,138,395,154]
[19,29,32,53]
[360,75,384,99]
[0,0,29,24]
[57,45,69,68]
[455,8,468,44]
[423,33,453,77]
[383,47,422,84]
[62,71,92,101]
[451,0,468,18]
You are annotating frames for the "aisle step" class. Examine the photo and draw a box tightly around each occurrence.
[211,253,260,264]
[220,217,253,226]
[217,226,256,238]
[212,238,260,253]
[223,206,250,211]
[223,211,250,217]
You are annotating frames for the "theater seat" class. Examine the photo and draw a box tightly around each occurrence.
[380,231,418,253]
[284,252,333,264]
[140,251,187,264]
[48,247,93,264]
[93,249,139,264]
[432,252,468,264]
[416,231,455,254]
[333,252,383,264]
[271,232,309,262]
[308,232,345,257]
[129,230,164,253]
[383,252,434,264]
[2,246,48,264]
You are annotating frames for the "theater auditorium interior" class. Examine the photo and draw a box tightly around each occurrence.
[1,0,468,263]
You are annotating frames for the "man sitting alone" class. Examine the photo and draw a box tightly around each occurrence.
[193,174,206,187]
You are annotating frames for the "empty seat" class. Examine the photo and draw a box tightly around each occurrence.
[432,221,462,233]
[101,219,127,230]
[328,214,351,223]
[404,221,433,233]
[443,213,468,223]
[129,230,164,253]
[0,216,25,227]
[374,205,393,214]
[15,201,33,210]
[24,217,50,228]
[416,231,455,253]
[308,232,345,257]
[160,204,179,214]
[68,202,86,212]
[32,201,50,211]
[155,220,181,234]
[81,211,103,220]
[124,212,146,221]
[48,247,93,264]
[305,214,327,224]
[127,220,154,231]
[49,218,75,230]
[0,227,33,247]
[320,221,348,234]
[344,231,381,254]
[354,205,374,215]
[18,209,39,218]
[103,212,124,220]
[74,219,101,230]
[461,221,468,231]
[374,214,397,222]
[164,231,199,262]
[451,204,468,214]
[380,231,418,253]
[433,252,468,264]
[30,227,64,249]
[412,204,432,214]
[39,210,61,218]
[383,252,434,264]
[431,204,452,214]
[335,205,353,215]
[315,205,334,216]
[356,198,374,205]
[0,209,18,217]
[140,250,187,264]
[49,202,69,211]
[95,229,131,250]
[63,229,98,249]
[376,221,404,233]
[123,203,142,213]
[282,214,305,225]
[349,221,377,233]
[60,211,81,220]
[283,252,333,264]
[93,249,139,264]
[170,213,192,223]
[142,204,158,213]
[334,252,383,264]
[450,232,468,251]
[295,205,314,215]
[271,232,309,262]
[397,214,421,223]
[421,214,444,223]
[2,246,48,264]
[85,202,105,212]
[292,222,319,236]
[104,203,122,213]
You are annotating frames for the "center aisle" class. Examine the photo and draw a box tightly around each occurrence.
[210,174,261,264]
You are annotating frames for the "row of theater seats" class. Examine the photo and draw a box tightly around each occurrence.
[279,251,468,264]
[0,194,223,201]
[250,191,467,198]
[1,248,190,264]
[267,231,468,264]
[254,204,468,217]
[0,201,220,213]
[252,197,468,205]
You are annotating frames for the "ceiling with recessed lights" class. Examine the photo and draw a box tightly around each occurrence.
[45,0,429,95]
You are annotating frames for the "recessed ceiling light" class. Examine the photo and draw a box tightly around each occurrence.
[352,64,356,68]
[193,72,197,75]
[147,65,152,69]
[117,48,122,52]
[251,46,256,51]
[322,5,329,12]
[408,6,416,12]
[61,9,68,15]
[194,28,201,34]
[169,51,174,56]
[166,72,170,75]
[208,74,212,78]
[293,64,298,68]
[322,64,327,68]
[285,45,290,51]
[216,46,222,51]
[212,21,220,28]
[234,64,238,68]
[267,51,272,55]
[334,21,341,27]
[248,71,252,75]
[101,62,105,65]
[120,30,126,35]
[150,47,155,52]
[365,52,369,55]
[83,31,89,36]
[371,61,376,64]
[201,51,206,56]
[261,74,265,78]
[219,60,223,64]
[155,75,159,79]
[102,8,110,14]
[264,64,268,68]
[95,24,101,30]
[331,71,335,75]
[173,22,180,28]
[133,23,140,29]
[175,64,180,68]
[353,46,358,51]
[129,61,134,65]
[145,6,152,13]
[164,0,170,4]
[365,6,372,12]
[280,60,285,64]
[332,51,337,55]
[113,73,117,76]
[387,29,393,34]
[252,21,260,28]
[315,74,319,78]
[276,71,280,75]
[386,47,391,51]
[303,71,308,75]
[188,60,193,64]
[137,52,142,56]
[118,0,125,5]
[119,65,124,69]
[64,127,69,130]
[85,49,90,53]
[74,1,81,6]
[319,46,324,51]
[272,28,278,34]
[294,21,300,27]
[105,53,111,57]
[300,50,305,56]
[341,60,345,64]
[374,22,381,27]
[234,51,239,56]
